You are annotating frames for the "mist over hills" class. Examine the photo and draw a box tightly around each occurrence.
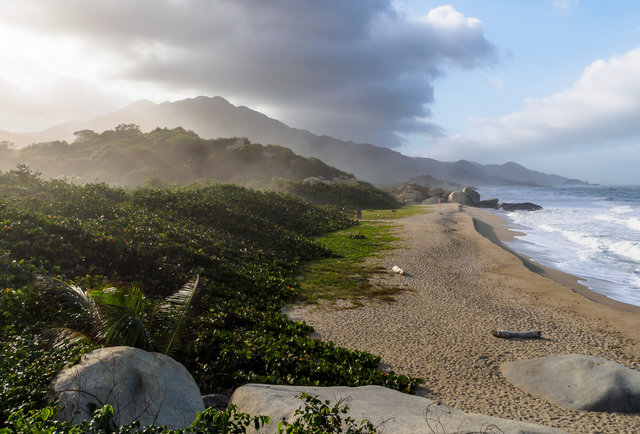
[1,96,586,186]
[0,126,359,187]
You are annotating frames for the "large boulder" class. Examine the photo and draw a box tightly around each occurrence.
[400,189,427,203]
[501,354,640,412]
[52,346,204,429]
[303,176,324,184]
[462,186,481,203]
[230,384,566,433]
[332,176,359,185]
[427,187,446,198]
[448,190,473,205]
[392,182,430,204]
[475,198,500,208]
[501,202,543,211]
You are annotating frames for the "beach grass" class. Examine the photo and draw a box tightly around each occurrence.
[298,207,424,305]
[360,205,426,220]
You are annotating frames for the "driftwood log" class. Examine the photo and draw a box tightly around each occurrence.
[492,330,542,339]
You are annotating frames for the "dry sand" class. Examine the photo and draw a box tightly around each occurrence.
[286,203,640,433]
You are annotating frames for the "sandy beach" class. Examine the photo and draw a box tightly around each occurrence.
[287,204,640,433]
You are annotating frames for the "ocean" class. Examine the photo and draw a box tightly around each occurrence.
[476,185,640,307]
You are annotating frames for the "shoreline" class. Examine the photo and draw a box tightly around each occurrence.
[464,206,640,316]
[287,203,640,432]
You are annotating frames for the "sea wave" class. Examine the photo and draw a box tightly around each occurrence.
[479,185,640,306]
[595,213,640,232]
[610,241,640,263]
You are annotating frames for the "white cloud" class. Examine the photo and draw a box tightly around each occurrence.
[435,46,640,162]
[418,5,482,30]
[0,1,497,144]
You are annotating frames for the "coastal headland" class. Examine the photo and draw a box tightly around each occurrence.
[287,203,640,433]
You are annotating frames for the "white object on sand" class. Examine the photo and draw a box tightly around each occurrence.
[391,265,404,275]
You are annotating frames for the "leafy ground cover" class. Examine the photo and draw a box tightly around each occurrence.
[0,167,423,429]
[273,179,400,210]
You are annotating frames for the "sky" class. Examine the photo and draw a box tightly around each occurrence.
[1,1,640,184]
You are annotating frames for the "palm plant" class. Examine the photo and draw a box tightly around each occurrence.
[155,275,200,357]
[38,275,200,354]
[90,285,152,351]
[38,276,104,348]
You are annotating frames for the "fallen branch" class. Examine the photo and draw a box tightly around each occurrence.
[491,330,542,339]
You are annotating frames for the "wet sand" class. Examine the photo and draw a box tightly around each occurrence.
[286,203,640,433]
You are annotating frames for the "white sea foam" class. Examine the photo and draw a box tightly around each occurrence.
[595,214,640,232]
[478,185,640,306]
[610,241,640,263]
[611,205,633,214]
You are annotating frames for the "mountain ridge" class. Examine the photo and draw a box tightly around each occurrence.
[0,96,587,186]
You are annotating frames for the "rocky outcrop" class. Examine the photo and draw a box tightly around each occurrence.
[392,182,541,211]
[230,384,566,433]
[448,190,473,205]
[52,346,204,429]
[303,175,358,185]
[392,182,432,205]
[392,182,453,205]
[462,186,481,203]
[448,186,486,206]
[475,198,500,208]
[501,202,543,211]
[427,187,446,197]
[502,354,640,412]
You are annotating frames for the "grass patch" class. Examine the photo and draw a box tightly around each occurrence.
[360,206,426,220]
[298,219,404,306]
[315,221,396,262]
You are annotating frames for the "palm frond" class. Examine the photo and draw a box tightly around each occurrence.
[41,326,93,350]
[91,285,153,350]
[36,276,103,345]
[36,276,97,318]
[159,275,200,313]
[158,275,200,357]
[36,276,155,351]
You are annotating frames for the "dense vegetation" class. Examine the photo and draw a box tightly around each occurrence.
[0,125,352,186]
[0,167,421,429]
[273,179,399,210]
[2,395,376,433]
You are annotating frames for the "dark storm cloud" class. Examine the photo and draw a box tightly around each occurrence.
[3,1,497,146]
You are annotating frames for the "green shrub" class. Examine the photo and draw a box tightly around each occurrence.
[277,393,377,433]
[274,179,400,210]
[0,333,92,424]
[1,404,269,433]
[0,169,423,429]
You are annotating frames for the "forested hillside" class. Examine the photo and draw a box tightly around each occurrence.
[0,124,352,186]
